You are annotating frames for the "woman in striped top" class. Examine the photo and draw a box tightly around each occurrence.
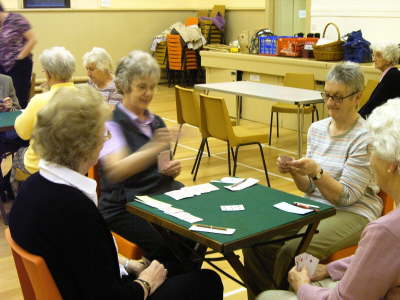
[243,62,383,299]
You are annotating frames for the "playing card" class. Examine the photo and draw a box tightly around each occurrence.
[220,205,245,211]
[295,253,319,276]
[279,155,294,164]
[158,150,171,171]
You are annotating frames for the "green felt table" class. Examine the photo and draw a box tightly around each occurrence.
[126,183,335,252]
[126,182,335,294]
[0,111,21,132]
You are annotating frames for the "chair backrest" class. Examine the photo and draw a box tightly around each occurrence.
[5,228,62,300]
[359,79,379,108]
[378,190,395,215]
[283,73,315,90]
[199,93,234,142]
[174,85,200,127]
[112,232,144,259]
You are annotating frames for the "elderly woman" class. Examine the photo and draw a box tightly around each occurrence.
[83,47,122,106]
[0,74,20,112]
[257,99,400,300]
[243,62,383,299]
[359,43,400,118]
[14,46,76,176]
[8,86,223,300]
[0,1,37,108]
[98,50,187,276]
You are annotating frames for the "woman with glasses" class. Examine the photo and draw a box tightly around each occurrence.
[243,62,382,299]
[359,43,400,118]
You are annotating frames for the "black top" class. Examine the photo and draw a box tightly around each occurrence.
[9,174,144,300]
[99,106,175,220]
[359,67,400,118]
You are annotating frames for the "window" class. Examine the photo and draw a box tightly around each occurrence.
[23,0,70,8]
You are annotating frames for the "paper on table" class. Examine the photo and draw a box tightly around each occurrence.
[165,183,219,200]
[220,177,244,184]
[273,202,313,214]
[220,204,245,211]
[224,178,259,191]
[189,225,236,235]
[135,195,172,209]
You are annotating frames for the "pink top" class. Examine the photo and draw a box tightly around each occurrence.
[298,207,400,300]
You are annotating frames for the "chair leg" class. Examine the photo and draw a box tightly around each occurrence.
[276,112,279,138]
[312,110,315,123]
[256,143,271,187]
[191,138,205,174]
[233,145,240,177]
[227,141,231,176]
[205,139,211,157]
[269,111,273,146]
[172,124,183,156]
[315,105,320,120]
[193,139,206,181]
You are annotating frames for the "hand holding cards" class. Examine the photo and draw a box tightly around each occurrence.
[158,150,171,171]
[295,253,319,276]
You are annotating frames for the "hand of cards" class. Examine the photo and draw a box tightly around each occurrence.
[295,253,319,276]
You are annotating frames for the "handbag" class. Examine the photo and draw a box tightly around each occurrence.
[343,30,372,63]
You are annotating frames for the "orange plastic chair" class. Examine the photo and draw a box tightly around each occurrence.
[5,228,62,300]
[87,166,145,259]
[323,191,394,263]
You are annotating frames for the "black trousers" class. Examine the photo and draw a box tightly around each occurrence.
[0,57,33,108]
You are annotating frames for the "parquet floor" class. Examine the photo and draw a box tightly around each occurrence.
[0,84,304,300]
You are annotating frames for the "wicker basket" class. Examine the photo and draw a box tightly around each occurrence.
[313,23,344,61]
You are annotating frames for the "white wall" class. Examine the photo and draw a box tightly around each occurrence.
[311,0,400,44]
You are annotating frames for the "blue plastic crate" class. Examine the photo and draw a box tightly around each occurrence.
[259,36,292,55]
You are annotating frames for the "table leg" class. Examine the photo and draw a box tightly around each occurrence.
[294,221,320,255]
[236,95,242,125]
[224,251,258,296]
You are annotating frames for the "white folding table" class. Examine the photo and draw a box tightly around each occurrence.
[195,81,323,158]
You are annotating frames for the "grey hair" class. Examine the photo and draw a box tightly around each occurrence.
[82,47,113,73]
[326,61,365,94]
[115,50,160,94]
[372,42,400,66]
[366,99,400,167]
[39,47,76,82]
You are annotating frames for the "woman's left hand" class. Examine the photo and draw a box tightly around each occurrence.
[288,266,311,293]
[3,97,13,111]
[288,158,319,177]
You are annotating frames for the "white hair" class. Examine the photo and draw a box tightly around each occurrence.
[371,42,400,66]
[115,50,160,94]
[366,99,400,166]
[82,47,113,73]
[326,61,365,93]
[39,47,75,82]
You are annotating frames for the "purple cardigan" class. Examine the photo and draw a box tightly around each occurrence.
[298,208,400,300]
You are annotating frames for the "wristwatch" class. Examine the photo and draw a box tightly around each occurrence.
[311,168,324,181]
[136,278,151,295]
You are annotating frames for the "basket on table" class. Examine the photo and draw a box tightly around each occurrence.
[313,23,344,61]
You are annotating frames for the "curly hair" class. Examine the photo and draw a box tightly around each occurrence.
[32,86,111,171]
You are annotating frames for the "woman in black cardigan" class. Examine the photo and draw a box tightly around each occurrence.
[8,86,223,300]
[359,43,400,118]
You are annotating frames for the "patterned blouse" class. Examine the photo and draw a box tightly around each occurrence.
[0,13,32,72]
[88,79,123,105]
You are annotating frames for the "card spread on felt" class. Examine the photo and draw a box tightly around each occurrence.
[165,183,219,200]
[224,178,259,191]
[220,204,245,211]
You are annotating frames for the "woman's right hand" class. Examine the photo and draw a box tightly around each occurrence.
[276,155,294,174]
[137,260,168,295]
[310,264,329,281]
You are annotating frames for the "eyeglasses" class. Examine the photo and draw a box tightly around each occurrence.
[104,129,112,141]
[320,90,359,104]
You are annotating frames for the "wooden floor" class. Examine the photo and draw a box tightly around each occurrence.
[0,84,305,300]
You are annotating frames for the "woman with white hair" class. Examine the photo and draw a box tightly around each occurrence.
[98,50,187,276]
[9,86,223,300]
[83,47,122,106]
[14,46,76,176]
[243,62,383,299]
[257,99,400,300]
[359,43,400,118]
